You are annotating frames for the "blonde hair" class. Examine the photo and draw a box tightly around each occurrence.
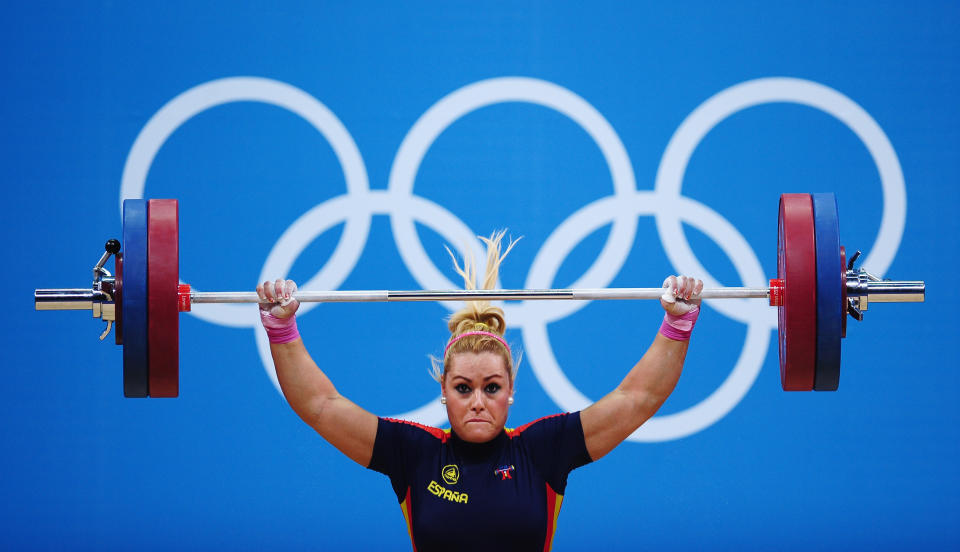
[430,230,521,382]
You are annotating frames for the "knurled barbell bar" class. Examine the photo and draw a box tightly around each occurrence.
[34,194,925,397]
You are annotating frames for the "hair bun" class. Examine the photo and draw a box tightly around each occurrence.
[430,231,520,383]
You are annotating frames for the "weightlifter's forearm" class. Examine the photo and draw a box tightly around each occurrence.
[617,333,688,413]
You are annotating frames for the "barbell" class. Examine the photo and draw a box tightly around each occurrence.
[35,194,924,397]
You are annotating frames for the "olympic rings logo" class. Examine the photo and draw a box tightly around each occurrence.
[120,76,905,442]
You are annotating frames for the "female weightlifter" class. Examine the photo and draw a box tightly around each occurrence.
[257,232,703,552]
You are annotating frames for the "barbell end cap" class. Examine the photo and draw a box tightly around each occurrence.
[178,284,191,312]
[769,278,785,307]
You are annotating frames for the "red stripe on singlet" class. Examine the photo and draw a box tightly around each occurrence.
[381,417,450,442]
[507,413,566,438]
[543,482,558,552]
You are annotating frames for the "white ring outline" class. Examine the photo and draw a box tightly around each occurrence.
[116,76,907,440]
[387,77,639,324]
[119,76,372,326]
[655,77,906,319]
[523,193,770,441]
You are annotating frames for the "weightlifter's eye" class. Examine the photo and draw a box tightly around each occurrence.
[455,384,471,394]
[484,383,501,394]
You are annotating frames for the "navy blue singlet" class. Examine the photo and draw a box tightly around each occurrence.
[367,412,592,552]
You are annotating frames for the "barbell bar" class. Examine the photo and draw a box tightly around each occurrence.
[188,287,773,303]
[34,194,925,397]
[34,284,924,305]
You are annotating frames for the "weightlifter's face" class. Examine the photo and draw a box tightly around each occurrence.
[442,351,513,443]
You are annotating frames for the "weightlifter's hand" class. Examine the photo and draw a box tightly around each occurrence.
[257,279,300,319]
[660,275,703,316]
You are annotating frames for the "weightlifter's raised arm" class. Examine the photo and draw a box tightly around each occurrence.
[581,275,703,461]
[257,278,377,467]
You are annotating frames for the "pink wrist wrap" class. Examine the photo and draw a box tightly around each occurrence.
[659,307,700,341]
[260,311,301,344]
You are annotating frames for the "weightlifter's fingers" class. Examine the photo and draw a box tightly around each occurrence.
[677,275,700,300]
[677,275,690,299]
[279,280,299,308]
[661,275,678,303]
[691,278,704,301]
[260,280,277,303]
[661,275,703,314]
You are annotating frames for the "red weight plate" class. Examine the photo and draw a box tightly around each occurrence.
[777,194,817,391]
[147,199,180,398]
[115,252,124,346]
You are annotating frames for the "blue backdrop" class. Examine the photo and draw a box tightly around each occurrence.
[5,2,958,550]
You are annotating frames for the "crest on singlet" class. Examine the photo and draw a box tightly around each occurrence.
[442,464,460,485]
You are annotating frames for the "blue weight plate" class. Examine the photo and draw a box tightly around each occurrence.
[122,199,149,397]
[812,193,842,391]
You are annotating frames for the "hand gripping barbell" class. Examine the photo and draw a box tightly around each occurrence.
[35,194,924,397]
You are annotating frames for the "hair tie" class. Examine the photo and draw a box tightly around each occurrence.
[444,331,510,358]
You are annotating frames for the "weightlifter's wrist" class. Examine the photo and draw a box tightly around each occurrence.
[260,311,301,344]
[659,307,700,341]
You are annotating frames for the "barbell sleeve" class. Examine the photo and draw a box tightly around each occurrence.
[35,289,111,311]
